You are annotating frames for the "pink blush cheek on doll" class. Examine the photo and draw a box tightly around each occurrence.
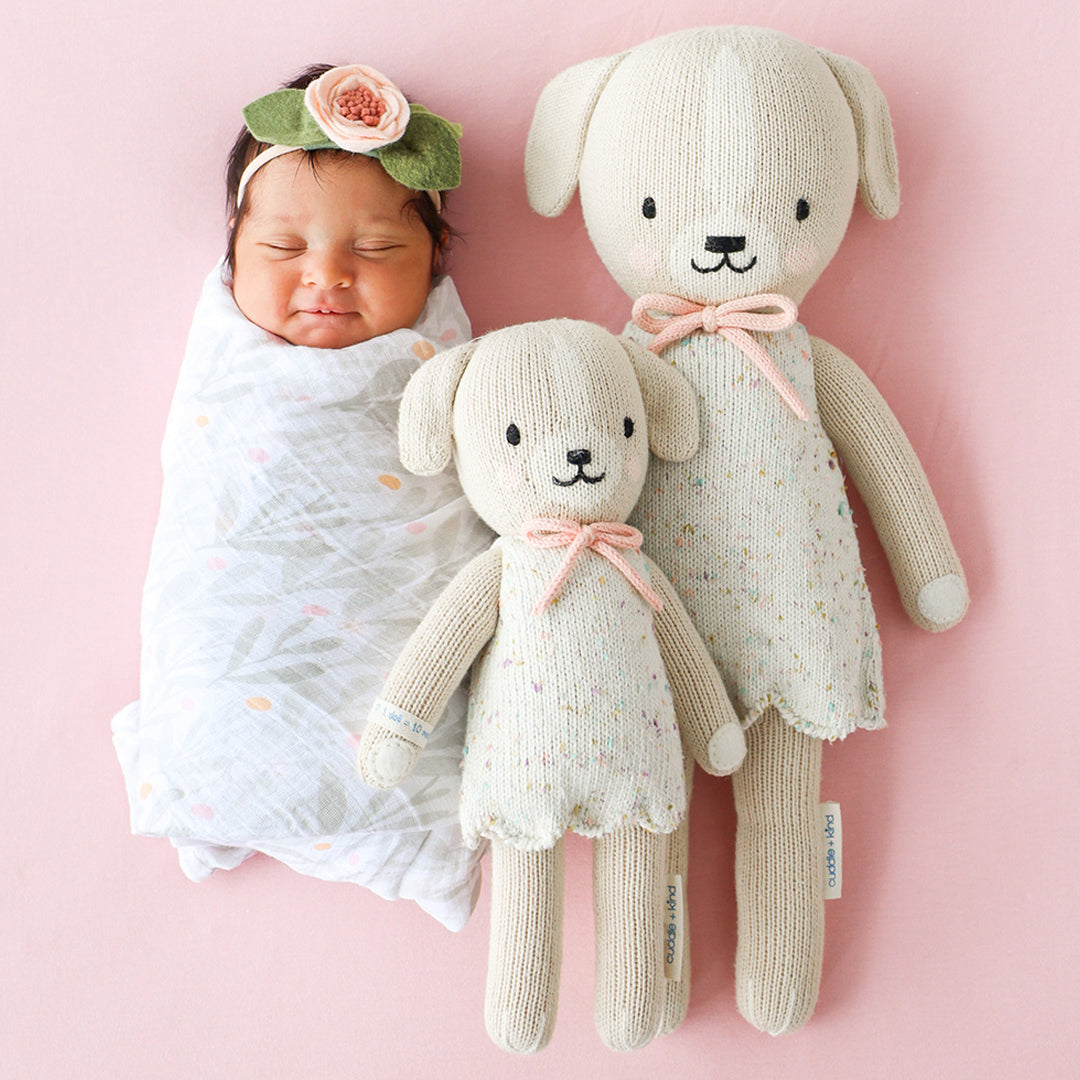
[622,449,645,485]
[497,462,527,490]
[784,242,819,276]
[628,242,667,278]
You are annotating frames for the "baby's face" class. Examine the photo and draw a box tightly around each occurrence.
[231,153,435,348]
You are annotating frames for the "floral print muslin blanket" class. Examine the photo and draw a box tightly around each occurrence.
[112,264,493,930]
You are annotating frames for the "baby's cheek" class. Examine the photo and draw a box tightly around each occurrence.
[783,242,819,275]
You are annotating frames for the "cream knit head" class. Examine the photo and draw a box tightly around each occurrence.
[526,26,899,306]
[397,318,698,535]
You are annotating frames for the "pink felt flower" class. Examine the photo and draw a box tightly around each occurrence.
[304,65,410,152]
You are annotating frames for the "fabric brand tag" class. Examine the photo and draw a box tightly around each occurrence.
[367,699,432,748]
[663,874,684,981]
[822,801,842,899]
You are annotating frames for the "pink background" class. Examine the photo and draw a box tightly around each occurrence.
[3,1,1077,1076]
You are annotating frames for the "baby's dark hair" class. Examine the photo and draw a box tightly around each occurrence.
[224,63,453,278]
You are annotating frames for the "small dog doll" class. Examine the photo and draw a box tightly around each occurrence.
[356,319,747,1052]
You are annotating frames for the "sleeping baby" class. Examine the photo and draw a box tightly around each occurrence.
[112,63,493,930]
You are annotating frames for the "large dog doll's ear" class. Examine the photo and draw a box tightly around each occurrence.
[620,337,700,463]
[818,49,901,220]
[525,53,628,217]
[398,340,478,475]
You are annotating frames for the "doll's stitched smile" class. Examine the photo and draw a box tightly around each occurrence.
[691,253,758,274]
[553,448,606,486]
[692,235,757,274]
[553,468,606,486]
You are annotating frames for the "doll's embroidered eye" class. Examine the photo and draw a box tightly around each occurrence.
[506,423,521,446]
[796,198,810,222]
[624,417,634,438]
[642,197,656,219]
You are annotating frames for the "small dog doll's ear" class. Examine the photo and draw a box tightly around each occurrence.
[398,340,478,475]
[619,336,700,463]
[525,52,628,217]
[817,48,901,220]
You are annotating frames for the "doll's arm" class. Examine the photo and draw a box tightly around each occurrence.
[645,557,746,776]
[812,336,969,632]
[357,545,503,788]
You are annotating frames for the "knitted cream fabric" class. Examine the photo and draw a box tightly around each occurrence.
[450,321,699,536]
[812,337,968,631]
[461,537,685,849]
[527,28,865,304]
[733,706,824,1035]
[593,825,667,1051]
[357,546,503,788]
[486,838,564,1054]
[816,50,900,220]
[625,320,883,741]
[649,568,746,759]
[659,760,693,1034]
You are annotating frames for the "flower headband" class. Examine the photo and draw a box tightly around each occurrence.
[236,64,462,210]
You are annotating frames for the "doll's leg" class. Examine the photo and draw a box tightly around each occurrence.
[658,755,694,1035]
[593,825,667,1050]
[733,707,824,1035]
[484,837,564,1054]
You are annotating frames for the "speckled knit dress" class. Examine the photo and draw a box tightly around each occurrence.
[459,535,686,850]
[626,321,884,741]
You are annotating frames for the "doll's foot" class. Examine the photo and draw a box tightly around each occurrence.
[737,977,817,1036]
[486,998,558,1054]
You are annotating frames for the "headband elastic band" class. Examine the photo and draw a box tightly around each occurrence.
[236,144,442,212]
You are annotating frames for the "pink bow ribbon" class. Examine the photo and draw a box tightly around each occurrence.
[631,292,810,420]
[520,519,663,616]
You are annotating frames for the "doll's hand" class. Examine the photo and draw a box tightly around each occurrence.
[356,726,421,788]
[916,573,969,632]
[706,722,747,775]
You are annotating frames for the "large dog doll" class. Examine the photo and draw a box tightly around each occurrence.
[526,26,969,1034]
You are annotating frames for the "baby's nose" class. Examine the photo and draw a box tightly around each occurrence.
[303,250,354,288]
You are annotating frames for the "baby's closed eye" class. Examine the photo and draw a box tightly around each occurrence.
[259,239,306,255]
[353,241,404,256]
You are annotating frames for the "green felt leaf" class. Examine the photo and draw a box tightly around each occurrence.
[408,104,464,140]
[377,110,462,191]
[242,88,331,148]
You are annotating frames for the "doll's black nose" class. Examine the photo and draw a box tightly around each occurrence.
[567,448,592,466]
[704,235,746,254]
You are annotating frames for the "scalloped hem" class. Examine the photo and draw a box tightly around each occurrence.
[742,691,886,743]
[463,809,684,852]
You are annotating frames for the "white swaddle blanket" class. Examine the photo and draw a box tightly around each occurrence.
[112,263,492,930]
